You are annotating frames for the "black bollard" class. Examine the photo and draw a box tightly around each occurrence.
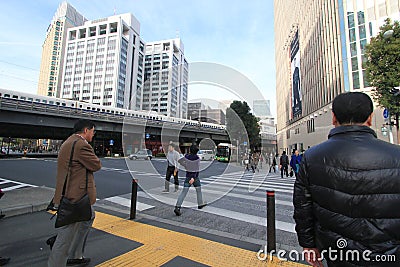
[130,179,138,220]
[266,190,276,252]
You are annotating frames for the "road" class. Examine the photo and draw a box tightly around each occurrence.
[0,157,300,250]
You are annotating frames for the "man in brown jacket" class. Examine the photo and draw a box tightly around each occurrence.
[48,119,101,267]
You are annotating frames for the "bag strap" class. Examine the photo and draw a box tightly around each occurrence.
[61,140,78,196]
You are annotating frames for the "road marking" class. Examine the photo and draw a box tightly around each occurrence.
[139,192,296,233]
[0,178,37,192]
[103,196,154,211]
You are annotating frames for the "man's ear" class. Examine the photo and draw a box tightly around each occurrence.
[332,113,339,127]
[364,113,373,126]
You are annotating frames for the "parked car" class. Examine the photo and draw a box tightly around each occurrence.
[198,150,214,161]
[128,149,152,160]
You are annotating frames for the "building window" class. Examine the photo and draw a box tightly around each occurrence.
[307,118,315,133]
[352,71,360,89]
[99,24,107,35]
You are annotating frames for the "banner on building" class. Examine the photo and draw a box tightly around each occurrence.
[290,30,302,118]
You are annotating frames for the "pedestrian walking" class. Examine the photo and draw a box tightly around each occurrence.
[268,154,277,174]
[293,92,400,266]
[162,143,180,193]
[243,154,250,171]
[174,144,207,216]
[279,151,289,178]
[48,119,101,267]
[289,150,302,178]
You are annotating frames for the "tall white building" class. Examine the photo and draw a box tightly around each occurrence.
[143,38,188,118]
[60,13,144,109]
[38,1,86,97]
[253,99,272,118]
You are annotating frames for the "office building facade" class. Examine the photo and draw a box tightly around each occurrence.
[253,100,272,118]
[143,38,188,118]
[37,1,86,97]
[274,0,400,152]
[60,13,143,109]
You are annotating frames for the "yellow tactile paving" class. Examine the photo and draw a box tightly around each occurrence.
[93,212,307,267]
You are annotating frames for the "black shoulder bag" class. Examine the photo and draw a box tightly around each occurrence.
[54,140,92,228]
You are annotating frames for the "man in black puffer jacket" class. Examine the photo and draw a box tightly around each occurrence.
[293,92,400,267]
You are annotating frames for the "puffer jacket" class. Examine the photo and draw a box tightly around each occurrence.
[293,125,400,266]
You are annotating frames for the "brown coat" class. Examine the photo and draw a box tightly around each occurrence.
[53,134,101,205]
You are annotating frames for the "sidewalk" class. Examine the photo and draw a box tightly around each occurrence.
[0,186,54,217]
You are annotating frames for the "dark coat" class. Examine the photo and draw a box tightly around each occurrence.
[53,134,102,205]
[293,125,400,266]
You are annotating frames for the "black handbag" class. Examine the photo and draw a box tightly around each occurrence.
[54,140,92,228]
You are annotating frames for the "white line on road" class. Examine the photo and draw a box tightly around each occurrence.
[138,192,296,233]
[103,196,154,211]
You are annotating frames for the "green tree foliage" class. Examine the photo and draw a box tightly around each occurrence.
[365,18,400,116]
[226,100,260,150]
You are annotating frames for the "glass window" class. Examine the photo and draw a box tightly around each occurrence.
[347,13,355,28]
[369,22,373,37]
[357,11,365,25]
[359,39,367,54]
[351,57,358,71]
[350,42,358,56]
[352,71,360,89]
[349,28,356,42]
[362,70,370,87]
[359,26,366,39]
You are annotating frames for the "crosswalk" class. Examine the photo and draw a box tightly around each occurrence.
[0,178,37,192]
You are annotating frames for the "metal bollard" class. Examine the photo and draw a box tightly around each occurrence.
[130,179,138,220]
[266,190,276,252]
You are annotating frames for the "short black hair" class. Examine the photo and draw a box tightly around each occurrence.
[168,143,176,149]
[190,144,199,154]
[73,119,95,133]
[332,92,373,125]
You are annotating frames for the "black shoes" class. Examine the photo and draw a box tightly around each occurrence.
[0,257,10,266]
[0,214,5,220]
[174,207,181,216]
[67,257,91,266]
[198,203,207,209]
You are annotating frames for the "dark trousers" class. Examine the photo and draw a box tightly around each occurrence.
[166,166,179,185]
[281,165,288,177]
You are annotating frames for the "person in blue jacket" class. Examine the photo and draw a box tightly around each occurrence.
[290,149,302,177]
[174,144,207,216]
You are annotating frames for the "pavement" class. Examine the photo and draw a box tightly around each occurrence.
[0,185,308,266]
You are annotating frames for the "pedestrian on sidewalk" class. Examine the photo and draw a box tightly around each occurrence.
[48,119,102,267]
[293,92,400,266]
[279,151,289,178]
[174,144,207,216]
[162,143,180,193]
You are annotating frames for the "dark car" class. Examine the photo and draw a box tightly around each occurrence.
[128,149,152,160]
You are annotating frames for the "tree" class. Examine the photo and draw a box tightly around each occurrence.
[226,100,260,150]
[365,18,400,143]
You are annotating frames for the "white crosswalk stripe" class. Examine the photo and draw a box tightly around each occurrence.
[0,178,37,192]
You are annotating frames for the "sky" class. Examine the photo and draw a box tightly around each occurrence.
[0,0,276,117]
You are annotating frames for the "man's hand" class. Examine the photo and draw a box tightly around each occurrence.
[303,248,323,267]
[174,168,178,176]
[189,178,194,185]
